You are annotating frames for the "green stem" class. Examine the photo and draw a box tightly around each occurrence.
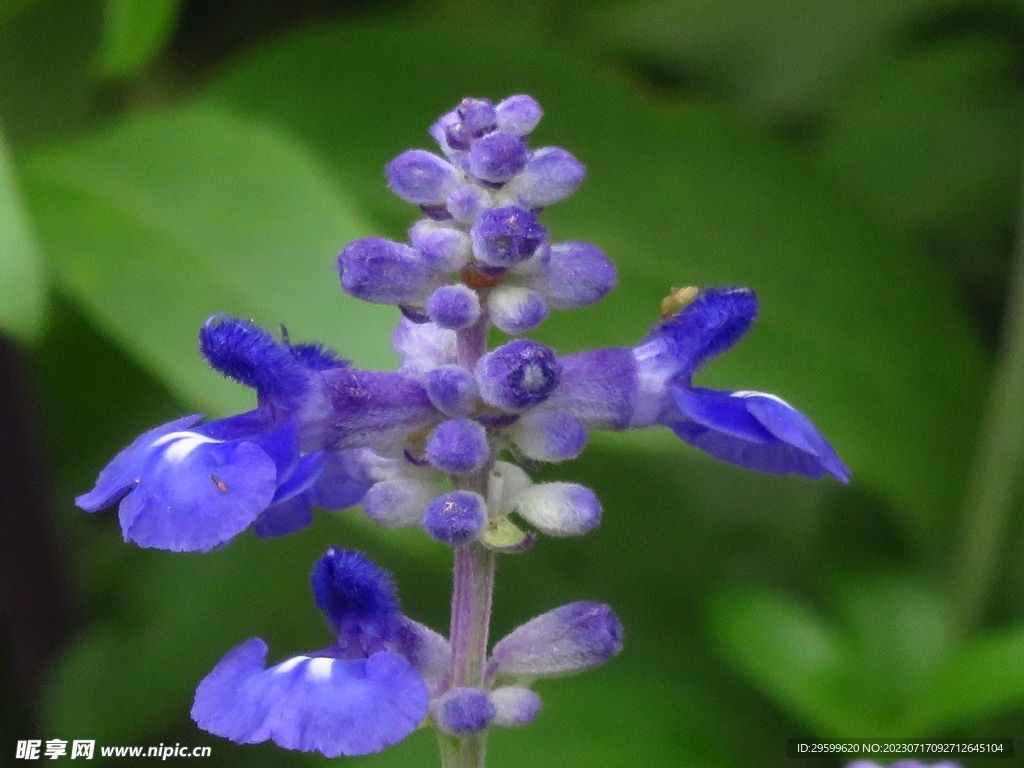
[950,156,1024,631]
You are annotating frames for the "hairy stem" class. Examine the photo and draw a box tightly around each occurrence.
[448,539,496,688]
[950,157,1024,631]
[440,313,495,768]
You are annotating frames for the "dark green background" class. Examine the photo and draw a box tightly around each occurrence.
[1,0,1022,766]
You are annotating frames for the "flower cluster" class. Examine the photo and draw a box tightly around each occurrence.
[77,95,848,761]
[191,547,621,756]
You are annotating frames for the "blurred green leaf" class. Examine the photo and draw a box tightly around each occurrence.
[96,0,180,77]
[709,580,1017,737]
[587,0,967,119]
[922,623,1024,729]
[835,578,955,733]
[0,0,105,149]
[0,0,40,27]
[0,121,45,340]
[813,36,1021,233]
[207,22,986,537]
[20,104,396,417]
[709,589,854,737]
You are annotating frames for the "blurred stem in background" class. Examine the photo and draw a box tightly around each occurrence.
[950,130,1024,632]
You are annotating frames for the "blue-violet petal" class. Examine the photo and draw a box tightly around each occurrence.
[191,639,428,758]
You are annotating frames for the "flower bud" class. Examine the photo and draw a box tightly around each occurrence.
[540,242,616,309]
[471,206,547,267]
[456,98,497,137]
[425,364,478,418]
[489,602,623,678]
[475,339,561,412]
[468,132,528,183]
[496,95,542,136]
[513,482,600,536]
[338,238,432,304]
[431,687,495,736]
[422,490,487,545]
[504,147,585,207]
[509,410,587,463]
[487,460,533,515]
[446,183,490,223]
[409,221,471,271]
[386,150,460,205]
[425,419,489,474]
[425,284,481,330]
[487,286,549,334]
[490,686,541,727]
[362,478,435,528]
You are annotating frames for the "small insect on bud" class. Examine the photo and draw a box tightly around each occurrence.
[659,286,699,318]
[211,473,228,493]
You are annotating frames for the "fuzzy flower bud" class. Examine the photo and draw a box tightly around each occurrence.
[386,150,460,205]
[489,602,623,678]
[513,482,600,536]
[431,687,496,736]
[475,339,561,412]
[422,490,488,545]
[471,206,547,267]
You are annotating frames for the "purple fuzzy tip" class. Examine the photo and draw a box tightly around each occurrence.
[199,315,309,405]
[310,547,400,636]
[338,238,432,305]
[475,339,561,412]
[432,687,496,736]
[422,490,487,545]
[425,419,489,474]
[386,149,459,205]
[425,285,481,330]
[650,287,758,377]
[471,206,547,267]
[468,132,528,184]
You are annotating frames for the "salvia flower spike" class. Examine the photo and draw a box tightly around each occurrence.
[77,94,849,767]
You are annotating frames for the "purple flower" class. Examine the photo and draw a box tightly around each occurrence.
[632,287,850,481]
[75,318,373,551]
[548,287,850,482]
[192,548,449,757]
[340,95,599,326]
